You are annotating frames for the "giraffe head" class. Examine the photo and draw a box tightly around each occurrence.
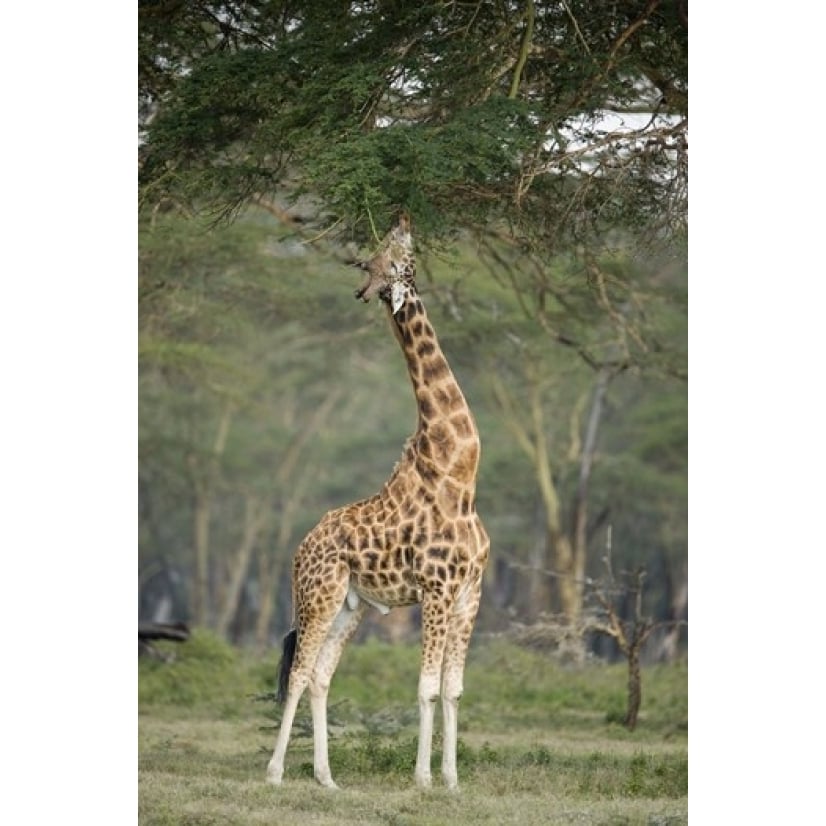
[354,213,416,313]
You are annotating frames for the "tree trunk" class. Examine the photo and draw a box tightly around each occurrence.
[489,365,611,626]
[191,490,211,627]
[255,490,300,650]
[625,647,642,731]
[526,528,552,622]
[215,494,269,639]
[570,366,612,621]
[525,382,565,619]
[189,405,232,628]
[491,372,577,621]
[551,530,578,622]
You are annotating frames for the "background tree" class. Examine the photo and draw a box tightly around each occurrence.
[139,211,415,639]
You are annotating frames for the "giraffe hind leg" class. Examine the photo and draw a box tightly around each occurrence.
[307,599,368,788]
[267,584,364,788]
[267,614,336,784]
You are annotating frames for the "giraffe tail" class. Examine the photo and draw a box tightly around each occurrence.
[276,628,298,704]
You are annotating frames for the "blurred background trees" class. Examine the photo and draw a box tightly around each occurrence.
[138,0,687,660]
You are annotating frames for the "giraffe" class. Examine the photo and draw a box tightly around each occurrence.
[266,212,490,791]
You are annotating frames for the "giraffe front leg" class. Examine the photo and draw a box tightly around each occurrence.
[441,646,470,791]
[440,583,481,790]
[415,669,440,788]
[415,594,449,789]
[440,668,462,791]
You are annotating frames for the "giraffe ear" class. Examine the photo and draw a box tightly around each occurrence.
[391,282,406,314]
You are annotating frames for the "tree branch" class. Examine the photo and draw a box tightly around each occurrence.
[508,0,535,99]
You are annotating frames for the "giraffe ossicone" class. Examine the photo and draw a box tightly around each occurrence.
[267,212,490,791]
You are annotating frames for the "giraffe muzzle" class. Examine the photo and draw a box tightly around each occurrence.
[354,262,389,304]
[353,261,372,302]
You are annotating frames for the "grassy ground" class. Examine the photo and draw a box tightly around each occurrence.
[138,632,687,825]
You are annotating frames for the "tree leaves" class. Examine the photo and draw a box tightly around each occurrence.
[139,1,688,250]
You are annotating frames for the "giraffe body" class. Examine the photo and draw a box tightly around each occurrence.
[267,214,489,790]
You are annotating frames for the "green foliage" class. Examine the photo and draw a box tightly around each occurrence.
[333,733,419,777]
[138,629,261,715]
[304,98,538,240]
[139,1,687,250]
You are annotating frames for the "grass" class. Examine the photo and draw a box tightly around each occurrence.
[139,631,687,825]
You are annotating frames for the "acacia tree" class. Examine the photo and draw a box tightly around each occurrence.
[139,0,687,254]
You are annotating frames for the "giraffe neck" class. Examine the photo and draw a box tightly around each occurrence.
[385,292,480,491]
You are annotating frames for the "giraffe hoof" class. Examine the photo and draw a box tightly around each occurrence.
[266,761,283,786]
[415,773,432,790]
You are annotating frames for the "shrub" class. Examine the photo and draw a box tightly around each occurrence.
[139,629,257,714]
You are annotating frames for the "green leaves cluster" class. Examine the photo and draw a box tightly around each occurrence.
[139,1,688,251]
[304,97,538,239]
[138,628,253,711]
